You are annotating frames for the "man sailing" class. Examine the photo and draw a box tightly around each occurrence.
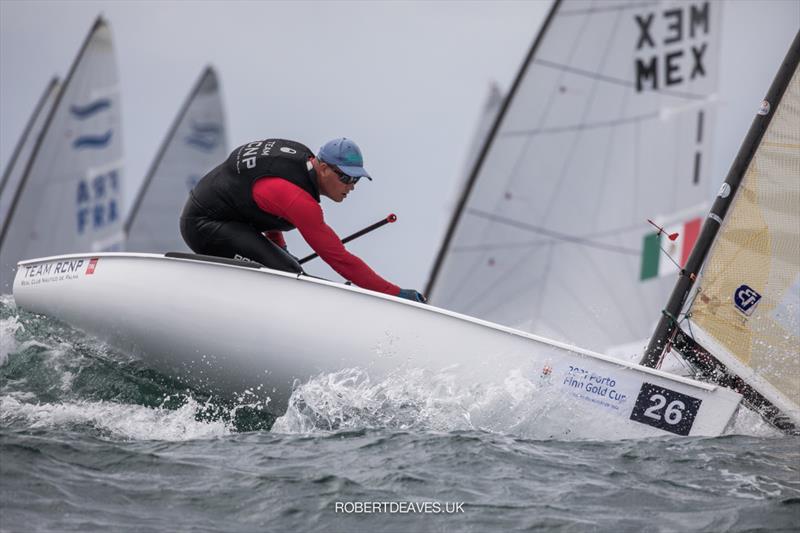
[180,137,425,302]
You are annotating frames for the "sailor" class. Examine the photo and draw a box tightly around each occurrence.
[180,137,426,302]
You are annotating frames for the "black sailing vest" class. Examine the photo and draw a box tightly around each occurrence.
[189,139,320,231]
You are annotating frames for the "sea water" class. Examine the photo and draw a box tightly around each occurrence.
[1,296,798,532]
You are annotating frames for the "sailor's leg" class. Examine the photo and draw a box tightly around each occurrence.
[185,219,302,273]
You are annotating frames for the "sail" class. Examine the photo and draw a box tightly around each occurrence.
[427,0,722,352]
[685,32,800,424]
[125,66,228,252]
[0,77,61,229]
[448,83,504,206]
[0,17,123,292]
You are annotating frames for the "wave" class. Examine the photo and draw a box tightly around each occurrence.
[0,298,274,437]
[0,394,232,441]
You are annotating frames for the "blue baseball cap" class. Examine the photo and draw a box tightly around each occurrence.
[318,138,372,180]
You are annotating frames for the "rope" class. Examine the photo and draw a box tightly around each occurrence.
[658,243,682,270]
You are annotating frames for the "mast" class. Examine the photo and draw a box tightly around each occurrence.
[425,0,562,298]
[641,29,800,368]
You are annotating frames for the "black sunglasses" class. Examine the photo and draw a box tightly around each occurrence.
[327,163,361,185]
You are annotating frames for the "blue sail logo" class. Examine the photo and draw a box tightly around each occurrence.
[185,121,222,152]
[734,284,762,316]
[73,130,112,149]
[70,98,113,149]
[70,98,111,119]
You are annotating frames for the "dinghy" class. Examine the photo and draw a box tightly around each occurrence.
[12,252,741,437]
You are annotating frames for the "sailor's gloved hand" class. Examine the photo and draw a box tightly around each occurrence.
[397,289,427,303]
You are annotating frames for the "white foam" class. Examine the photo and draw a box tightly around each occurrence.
[0,395,233,441]
[0,315,23,366]
[724,404,782,437]
[272,367,622,440]
[273,368,473,434]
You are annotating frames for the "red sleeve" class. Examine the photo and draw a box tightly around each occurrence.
[264,231,286,248]
[252,178,400,296]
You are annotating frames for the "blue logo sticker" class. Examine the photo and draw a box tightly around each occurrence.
[734,284,761,316]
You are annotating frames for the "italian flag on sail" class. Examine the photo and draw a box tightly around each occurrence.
[640,217,702,280]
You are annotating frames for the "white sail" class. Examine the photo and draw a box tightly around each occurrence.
[0,17,123,292]
[686,33,800,425]
[125,66,228,252]
[448,83,504,208]
[428,0,722,352]
[0,77,61,230]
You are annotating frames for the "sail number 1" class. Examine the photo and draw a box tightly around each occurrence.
[630,383,702,435]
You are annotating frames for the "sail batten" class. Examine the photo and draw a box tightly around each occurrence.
[531,58,711,100]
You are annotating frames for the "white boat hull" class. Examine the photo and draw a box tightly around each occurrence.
[13,253,741,438]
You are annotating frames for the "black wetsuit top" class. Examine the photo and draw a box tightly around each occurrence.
[180,139,319,272]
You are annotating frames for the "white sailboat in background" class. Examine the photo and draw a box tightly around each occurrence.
[426,0,796,361]
[642,30,800,431]
[0,16,123,292]
[427,0,723,354]
[447,82,504,209]
[0,77,61,229]
[125,66,228,252]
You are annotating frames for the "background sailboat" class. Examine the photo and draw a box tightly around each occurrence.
[0,77,60,232]
[427,0,722,354]
[447,83,505,210]
[125,66,228,252]
[426,0,797,360]
[0,17,122,292]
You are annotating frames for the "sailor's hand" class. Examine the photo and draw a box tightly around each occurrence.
[397,289,427,303]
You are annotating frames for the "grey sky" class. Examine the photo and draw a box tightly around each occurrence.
[1,0,798,291]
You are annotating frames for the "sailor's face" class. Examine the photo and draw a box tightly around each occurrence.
[320,163,355,202]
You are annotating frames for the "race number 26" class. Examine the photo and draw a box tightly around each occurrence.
[630,383,702,435]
